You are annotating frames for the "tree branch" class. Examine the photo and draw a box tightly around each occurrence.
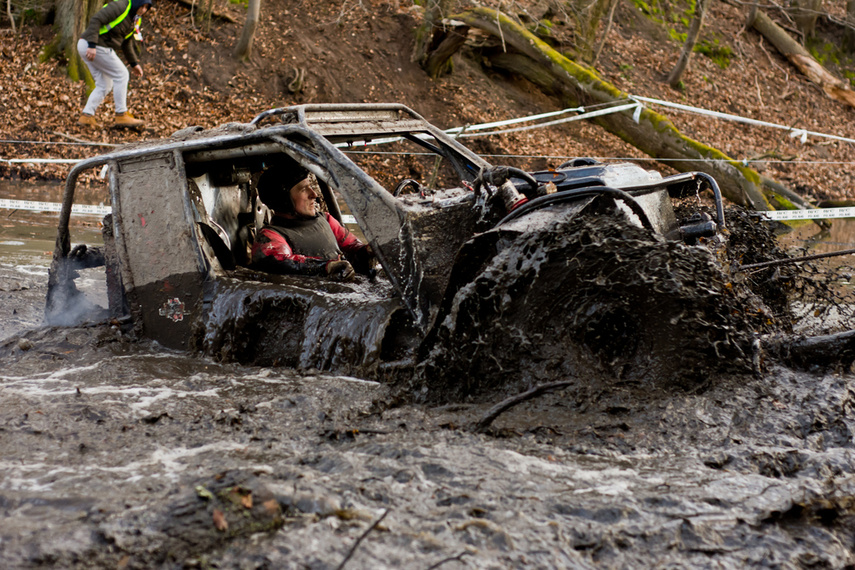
[751,8,855,108]
[169,0,237,23]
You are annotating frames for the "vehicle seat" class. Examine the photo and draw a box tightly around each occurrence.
[190,173,254,270]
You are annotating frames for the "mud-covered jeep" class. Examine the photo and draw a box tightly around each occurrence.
[48,103,734,396]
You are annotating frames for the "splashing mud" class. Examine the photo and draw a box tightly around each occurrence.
[413,212,769,403]
[1,323,854,568]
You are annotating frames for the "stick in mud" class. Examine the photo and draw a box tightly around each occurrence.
[739,247,855,271]
[335,508,389,570]
[425,550,473,569]
[475,380,575,432]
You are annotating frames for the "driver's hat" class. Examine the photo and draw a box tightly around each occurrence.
[257,162,310,213]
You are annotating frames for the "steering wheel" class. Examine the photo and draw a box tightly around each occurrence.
[393,178,426,197]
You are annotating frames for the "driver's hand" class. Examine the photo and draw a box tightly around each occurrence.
[326,260,356,282]
[352,245,378,275]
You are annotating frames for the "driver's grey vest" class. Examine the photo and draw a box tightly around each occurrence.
[268,215,341,260]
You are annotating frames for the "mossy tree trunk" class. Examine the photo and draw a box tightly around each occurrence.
[412,0,456,77]
[435,7,812,211]
[234,0,261,61]
[666,0,710,88]
[42,0,101,87]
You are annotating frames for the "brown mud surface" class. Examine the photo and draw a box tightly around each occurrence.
[0,193,854,568]
[0,320,854,569]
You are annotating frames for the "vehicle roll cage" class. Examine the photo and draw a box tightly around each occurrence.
[53,103,489,258]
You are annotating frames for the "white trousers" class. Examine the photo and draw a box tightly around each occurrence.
[77,38,129,115]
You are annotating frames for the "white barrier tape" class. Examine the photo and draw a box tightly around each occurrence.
[0,198,111,217]
[632,101,643,124]
[758,207,855,221]
[632,95,855,146]
[0,158,82,164]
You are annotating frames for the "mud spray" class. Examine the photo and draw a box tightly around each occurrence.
[409,206,855,403]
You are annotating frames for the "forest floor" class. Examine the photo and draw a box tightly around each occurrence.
[1,0,854,202]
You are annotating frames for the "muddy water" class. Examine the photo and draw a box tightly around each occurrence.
[1,182,854,568]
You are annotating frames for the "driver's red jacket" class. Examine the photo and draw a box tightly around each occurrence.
[250,213,367,276]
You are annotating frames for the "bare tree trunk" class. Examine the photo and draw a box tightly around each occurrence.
[788,0,822,40]
[436,7,819,211]
[6,0,15,34]
[203,0,214,34]
[591,0,619,66]
[423,25,469,78]
[666,0,710,88]
[844,0,855,53]
[752,9,855,108]
[571,0,613,63]
[234,0,261,61]
[745,1,758,28]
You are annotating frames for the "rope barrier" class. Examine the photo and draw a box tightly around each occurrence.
[3,95,855,165]
[343,149,855,166]
[739,247,855,271]
[0,140,119,147]
[632,96,855,146]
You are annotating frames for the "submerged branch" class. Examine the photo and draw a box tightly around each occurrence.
[475,380,574,432]
[335,509,389,570]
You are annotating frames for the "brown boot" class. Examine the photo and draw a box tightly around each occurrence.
[114,111,145,128]
[78,113,99,127]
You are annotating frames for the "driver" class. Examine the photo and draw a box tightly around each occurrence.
[251,163,375,281]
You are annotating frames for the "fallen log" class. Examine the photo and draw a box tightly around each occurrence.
[750,9,855,109]
[441,8,813,212]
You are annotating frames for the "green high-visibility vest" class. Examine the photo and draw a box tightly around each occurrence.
[98,0,133,38]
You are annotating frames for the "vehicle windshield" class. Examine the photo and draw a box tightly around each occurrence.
[337,130,480,195]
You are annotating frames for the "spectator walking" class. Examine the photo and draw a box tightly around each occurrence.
[76,0,152,128]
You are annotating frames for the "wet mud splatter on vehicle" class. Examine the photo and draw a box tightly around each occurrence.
[414,212,766,403]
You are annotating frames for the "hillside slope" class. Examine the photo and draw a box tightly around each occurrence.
[0,0,853,202]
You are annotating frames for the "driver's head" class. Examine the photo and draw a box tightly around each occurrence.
[257,162,319,218]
